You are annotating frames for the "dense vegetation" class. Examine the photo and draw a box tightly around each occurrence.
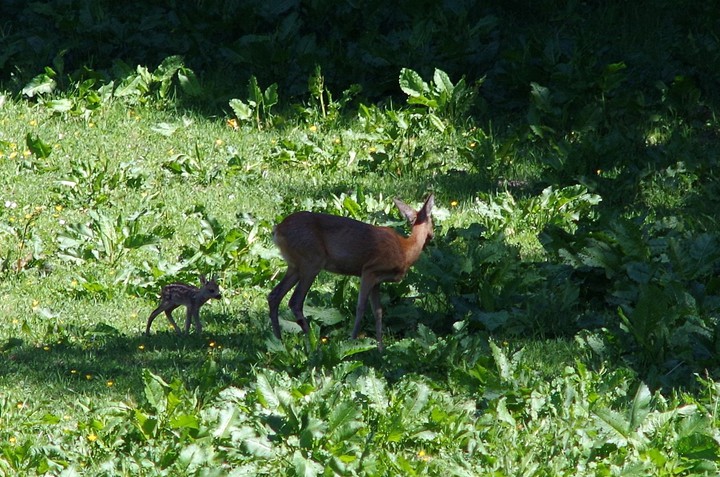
[1,1,719,475]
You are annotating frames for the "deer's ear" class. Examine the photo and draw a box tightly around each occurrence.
[416,194,434,223]
[393,198,417,223]
[422,194,434,213]
[199,274,207,284]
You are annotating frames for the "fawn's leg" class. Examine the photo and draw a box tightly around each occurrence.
[184,305,193,334]
[164,307,183,335]
[146,308,162,335]
[186,304,203,335]
[147,304,181,335]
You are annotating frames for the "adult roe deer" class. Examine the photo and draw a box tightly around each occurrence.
[146,275,221,335]
[268,195,434,350]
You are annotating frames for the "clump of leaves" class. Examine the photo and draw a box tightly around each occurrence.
[0,205,46,275]
[542,218,720,380]
[229,75,279,130]
[54,156,147,208]
[399,67,482,131]
[57,207,172,266]
[113,55,201,105]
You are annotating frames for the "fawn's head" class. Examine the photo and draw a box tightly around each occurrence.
[199,274,222,299]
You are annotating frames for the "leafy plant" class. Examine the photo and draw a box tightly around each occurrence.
[0,205,46,275]
[57,208,171,266]
[399,67,481,130]
[162,142,222,185]
[229,75,279,129]
[113,55,201,104]
[54,156,147,208]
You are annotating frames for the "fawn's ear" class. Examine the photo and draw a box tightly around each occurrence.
[199,274,207,284]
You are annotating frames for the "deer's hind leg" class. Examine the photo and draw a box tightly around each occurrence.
[163,306,183,335]
[268,267,300,338]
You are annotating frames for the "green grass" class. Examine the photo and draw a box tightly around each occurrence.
[0,81,718,474]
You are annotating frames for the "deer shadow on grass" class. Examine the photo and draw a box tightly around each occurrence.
[0,311,266,400]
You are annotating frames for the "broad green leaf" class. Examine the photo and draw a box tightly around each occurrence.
[404,382,430,417]
[243,437,274,458]
[22,71,56,97]
[134,409,157,440]
[356,371,387,411]
[212,407,238,439]
[170,414,200,430]
[26,133,52,159]
[263,83,279,108]
[154,54,183,81]
[227,465,261,476]
[433,68,454,96]
[177,444,211,473]
[342,196,361,218]
[299,416,326,449]
[114,74,148,97]
[178,68,201,96]
[247,75,262,105]
[123,233,160,250]
[255,373,279,409]
[327,401,362,442]
[229,98,253,121]
[529,82,553,111]
[399,68,427,98]
[338,341,377,360]
[304,305,343,326]
[44,98,73,113]
[293,450,323,477]
[593,407,630,445]
[143,369,170,414]
[490,340,512,381]
[496,397,516,427]
[428,113,445,132]
[150,122,179,136]
[629,383,652,429]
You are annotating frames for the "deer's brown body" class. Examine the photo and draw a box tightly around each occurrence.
[146,275,221,335]
[268,195,434,350]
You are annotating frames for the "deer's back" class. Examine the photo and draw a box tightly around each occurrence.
[274,211,406,276]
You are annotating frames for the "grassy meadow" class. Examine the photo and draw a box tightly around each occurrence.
[1,1,720,476]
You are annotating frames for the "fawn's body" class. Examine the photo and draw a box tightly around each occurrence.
[268,195,434,350]
[146,275,221,335]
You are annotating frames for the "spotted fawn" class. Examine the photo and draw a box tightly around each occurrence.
[146,274,221,335]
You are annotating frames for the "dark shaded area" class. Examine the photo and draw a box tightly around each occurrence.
[2,0,718,110]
